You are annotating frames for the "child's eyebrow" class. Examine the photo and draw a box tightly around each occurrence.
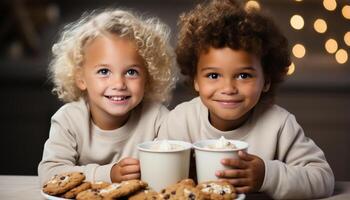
[239,66,256,71]
[94,63,110,68]
[93,63,143,68]
[200,66,257,71]
[127,63,143,68]
[200,66,220,71]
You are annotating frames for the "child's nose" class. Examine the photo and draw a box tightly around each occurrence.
[111,76,127,90]
[221,79,238,95]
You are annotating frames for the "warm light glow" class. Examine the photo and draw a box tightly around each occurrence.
[287,63,295,75]
[325,39,338,54]
[292,44,306,58]
[344,32,350,46]
[313,19,327,33]
[342,5,350,19]
[294,0,303,2]
[290,15,304,30]
[245,0,260,11]
[335,49,348,64]
[323,0,337,11]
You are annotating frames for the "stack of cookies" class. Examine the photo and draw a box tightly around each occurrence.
[41,172,149,199]
[42,172,90,199]
[42,172,238,199]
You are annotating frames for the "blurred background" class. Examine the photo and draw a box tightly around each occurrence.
[0,0,349,181]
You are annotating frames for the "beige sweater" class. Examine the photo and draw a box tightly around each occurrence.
[158,97,334,199]
[38,98,168,185]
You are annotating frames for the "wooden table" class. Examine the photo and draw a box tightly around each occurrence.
[0,175,349,199]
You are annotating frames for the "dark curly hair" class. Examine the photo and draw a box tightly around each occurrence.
[176,0,291,104]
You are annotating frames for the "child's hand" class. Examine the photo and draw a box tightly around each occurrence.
[110,157,140,183]
[216,151,265,194]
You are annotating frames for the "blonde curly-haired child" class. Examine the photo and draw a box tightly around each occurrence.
[38,8,176,185]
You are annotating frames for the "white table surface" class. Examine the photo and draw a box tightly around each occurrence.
[0,175,43,199]
[0,175,350,199]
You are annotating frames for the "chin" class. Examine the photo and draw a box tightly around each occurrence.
[217,112,246,121]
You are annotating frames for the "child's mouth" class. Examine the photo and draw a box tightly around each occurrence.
[105,96,131,101]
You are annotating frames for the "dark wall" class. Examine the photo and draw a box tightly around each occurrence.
[0,62,62,175]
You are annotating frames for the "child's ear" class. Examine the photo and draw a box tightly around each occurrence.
[75,69,87,90]
[194,77,200,92]
[263,79,271,92]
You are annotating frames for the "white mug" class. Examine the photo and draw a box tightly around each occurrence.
[138,140,192,192]
[193,139,248,183]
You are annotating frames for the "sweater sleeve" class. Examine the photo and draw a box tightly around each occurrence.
[260,114,334,199]
[157,103,192,142]
[38,120,116,186]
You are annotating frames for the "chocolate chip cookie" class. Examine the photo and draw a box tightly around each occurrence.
[42,171,85,196]
[196,181,237,200]
[62,181,91,199]
[160,179,205,200]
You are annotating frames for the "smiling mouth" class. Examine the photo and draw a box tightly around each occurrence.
[216,99,242,103]
[215,99,243,108]
[105,96,131,101]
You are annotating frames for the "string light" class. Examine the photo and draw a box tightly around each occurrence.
[245,0,260,11]
[335,49,348,64]
[344,32,350,47]
[325,39,338,54]
[287,62,296,75]
[290,0,349,65]
[323,0,337,11]
[313,19,327,33]
[290,15,304,30]
[342,5,350,20]
[292,44,306,58]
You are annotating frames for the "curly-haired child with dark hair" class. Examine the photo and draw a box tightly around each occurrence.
[38,8,176,186]
[158,0,334,199]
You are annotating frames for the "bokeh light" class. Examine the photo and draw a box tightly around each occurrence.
[313,19,327,33]
[344,32,350,47]
[325,39,338,54]
[290,15,304,30]
[287,62,296,75]
[342,5,350,20]
[323,0,337,11]
[292,44,306,58]
[245,0,260,11]
[335,49,348,64]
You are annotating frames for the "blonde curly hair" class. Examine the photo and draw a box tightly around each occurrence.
[49,8,177,103]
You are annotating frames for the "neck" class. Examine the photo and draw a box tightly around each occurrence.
[209,111,252,132]
[90,109,130,131]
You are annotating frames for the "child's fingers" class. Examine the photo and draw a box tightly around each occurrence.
[118,158,139,167]
[215,169,247,178]
[221,158,247,169]
[120,164,140,175]
[238,151,254,161]
[121,173,141,181]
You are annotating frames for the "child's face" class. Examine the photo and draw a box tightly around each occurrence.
[195,47,269,131]
[76,33,147,130]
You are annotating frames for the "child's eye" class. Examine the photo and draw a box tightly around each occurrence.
[207,73,220,79]
[126,69,139,77]
[237,73,252,80]
[97,68,111,76]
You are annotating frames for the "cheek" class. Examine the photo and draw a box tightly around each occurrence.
[197,81,215,93]
[129,80,146,94]
[86,80,103,90]
[244,84,264,99]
